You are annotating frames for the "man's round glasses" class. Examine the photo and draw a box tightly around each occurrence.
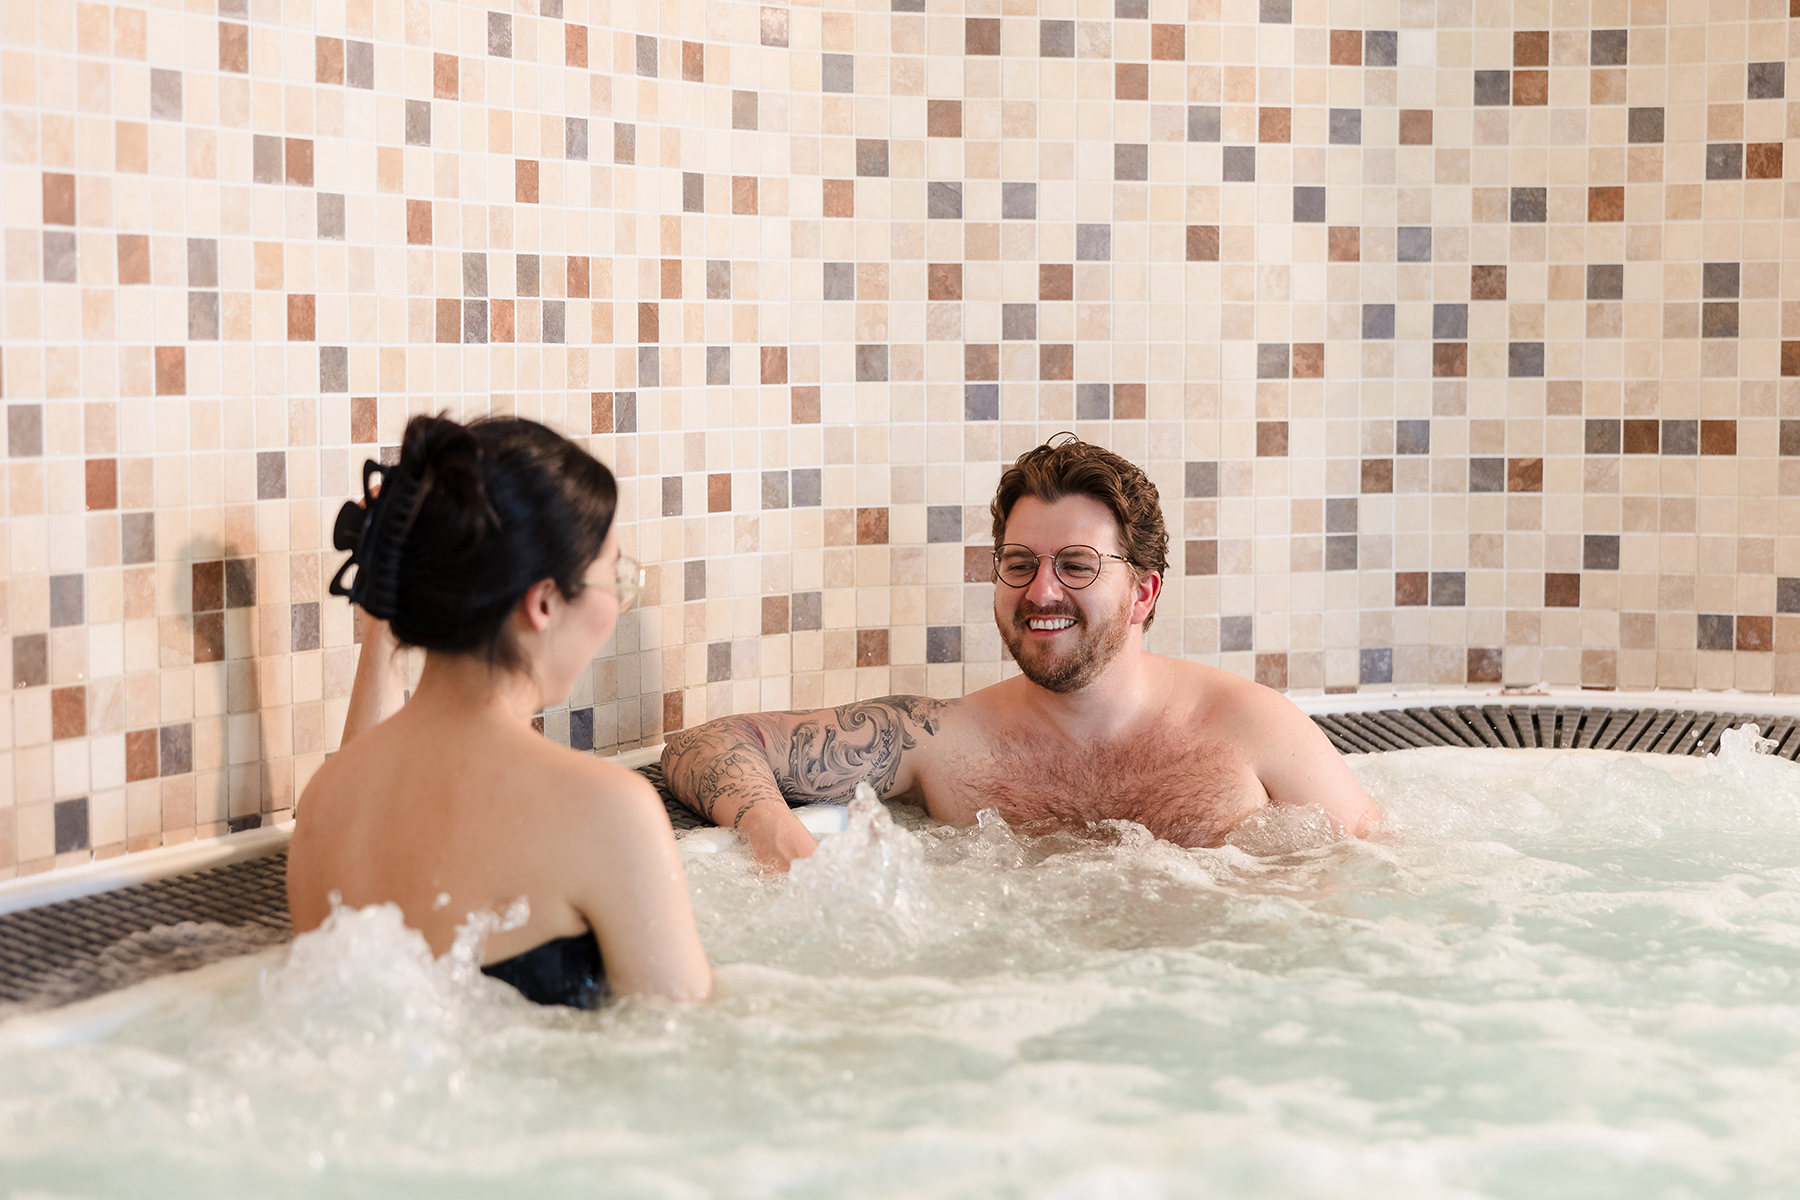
[584,554,645,612]
[992,545,1133,590]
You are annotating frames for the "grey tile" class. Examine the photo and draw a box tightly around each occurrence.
[964,383,999,421]
[1469,458,1504,492]
[662,476,683,516]
[706,345,731,384]
[1077,383,1110,419]
[256,451,286,501]
[1364,30,1397,66]
[615,392,636,434]
[1508,342,1545,376]
[1662,420,1698,454]
[1706,143,1743,180]
[1587,263,1624,299]
[150,68,181,119]
[1590,29,1627,65]
[1040,20,1074,56]
[542,300,564,344]
[1257,343,1289,378]
[1360,647,1393,684]
[1185,461,1219,498]
[791,468,821,507]
[759,471,790,510]
[821,53,853,93]
[1396,420,1431,454]
[160,723,193,775]
[1001,303,1037,340]
[1510,187,1547,222]
[1696,614,1734,651]
[928,182,963,219]
[225,557,256,607]
[405,99,430,146]
[1116,0,1147,16]
[614,122,635,164]
[1325,534,1358,570]
[11,633,47,689]
[683,172,703,212]
[1778,577,1800,613]
[463,252,487,296]
[188,291,219,340]
[565,117,587,160]
[540,0,562,17]
[733,89,760,127]
[490,12,513,57]
[1627,107,1664,143]
[291,601,321,651]
[892,0,923,10]
[856,139,889,177]
[1702,262,1740,298]
[1585,419,1621,454]
[706,642,731,683]
[42,231,77,283]
[635,33,656,75]
[1748,62,1785,100]
[1228,146,1265,184]
[926,626,963,664]
[1432,303,1468,338]
[121,512,155,564]
[569,707,594,752]
[1325,497,1357,531]
[1328,108,1360,144]
[345,40,373,88]
[1473,69,1510,105]
[1220,615,1254,652]
[791,592,823,631]
[1583,534,1620,570]
[684,560,707,601]
[1076,223,1111,260]
[253,134,281,183]
[54,798,88,854]
[50,574,84,627]
[1259,0,1290,21]
[462,292,488,338]
[1002,182,1037,219]
[9,405,43,457]
[823,261,855,300]
[1362,304,1395,338]
[1187,105,1220,141]
[320,346,348,392]
[927,505,962,542]
[516,253,540,296]
[855,344,888,381]
[1114,144,1147,180]
[1396,226,1431,261]
[706,260,731,299]
[1430,572,1466,606]
[637,346,659,386]
[317,193,345,239]
[1702,301,1739,338]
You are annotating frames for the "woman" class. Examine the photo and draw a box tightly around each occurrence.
[287,415,711,1007]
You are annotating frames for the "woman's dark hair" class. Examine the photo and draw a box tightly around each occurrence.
[333,415,617,670]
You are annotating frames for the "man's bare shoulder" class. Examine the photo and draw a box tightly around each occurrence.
[1144,655,1314,732]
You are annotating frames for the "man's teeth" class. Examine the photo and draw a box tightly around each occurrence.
[1028,617,1076,630]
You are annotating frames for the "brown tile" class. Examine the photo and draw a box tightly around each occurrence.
[489,298,514,342]
[43,173,75,225]
[1185,540,1217,575]
[1328,226,1360,261]
[1433,343,1468,377]
[856,629,890,667]
[1590,69,1626,105]
[406,199,432,244]
[154,347,185,395]
[85,458,117,510]
[965,17,1000,55]
[732,176,758,214]
[219,21,249,73]
[287,294,315,341]
[1398,110,1432,144]
[193,611,225,663]
[1782,341,1800,376]
[1507,458,1543,492]
[1512,70,1548,105]
[1149,23,1184,59]
[567,256,590,297]
[1738,615,1773,652]
[1513,30,1549,65]
[791,386,820,424]
[662,691,683,734]
[679,38,699,79]
[1588,185,1625,221]
[51,686,87,740]
[125,728,159,782]
[192,561,223,612]
[285,138,313,186]
[436,298,459,342]
[315,35,343,83]
[431,52,458,98]
[1329,29,1361,64]
[822,179,853,217]
[1747,143,1784,179]
[1361,459,1393,493]
[965,546,993,583]
[761,346,788,384]
[931,263,965,299]
[1471,265,1507,299]
[928,99,962,137]
[966,344,999,380]
[1258,107,1291,143]
[1700,419,1737,455]
[117,234,150,284]
[707,473,732,512]
[351,396,377,443]
[1623,418,1659,452]
[1254,653,1287,690]
[564,25,587,69]
[1544,573,1581,607]
[760,595,789,635]
[588,392,612,434]
[638,302,659,342]
[1186,225,1220,261]
[1395,571,1428,606]
[1256,421,1289,456]
[1115,64,1148,101]
[660,257,682,298]
[1040,344,1074,381]
[1467,647,1503,682]
[1113,383,1146,419]
[515,159,539,203]
[856,507,889,544]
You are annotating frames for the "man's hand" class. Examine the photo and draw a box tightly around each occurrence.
[738,801,819,872]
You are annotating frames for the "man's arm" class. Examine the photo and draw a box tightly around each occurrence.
[661,695,952,869]
[1242,689,1382,837]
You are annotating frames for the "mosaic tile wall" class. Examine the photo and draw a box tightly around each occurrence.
[2,0,1799,877]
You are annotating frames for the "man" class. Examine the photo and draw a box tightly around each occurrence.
[663,436,1379,869]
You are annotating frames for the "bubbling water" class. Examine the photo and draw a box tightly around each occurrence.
[4,733,1800,1198]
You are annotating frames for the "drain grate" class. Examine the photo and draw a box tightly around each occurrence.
[4,708,1798,1011]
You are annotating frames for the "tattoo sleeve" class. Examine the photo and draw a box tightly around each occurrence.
[660,696,951,826]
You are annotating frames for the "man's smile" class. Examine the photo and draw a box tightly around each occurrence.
[1026,616,1077,632]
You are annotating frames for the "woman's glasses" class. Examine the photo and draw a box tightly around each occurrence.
[585,554,645,612]
[992,545,1133,590]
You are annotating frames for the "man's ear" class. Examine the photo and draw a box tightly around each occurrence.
[519,577,560,634]
[1131,570,1161,627]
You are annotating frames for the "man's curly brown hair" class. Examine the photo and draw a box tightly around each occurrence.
[989,435,1170,628]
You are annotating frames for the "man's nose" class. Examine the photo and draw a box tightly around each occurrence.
[1024,556,1065,602]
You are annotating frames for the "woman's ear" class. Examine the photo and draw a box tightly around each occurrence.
[519,577,560,634]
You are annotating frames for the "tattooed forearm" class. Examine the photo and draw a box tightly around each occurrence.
[785,696,948,802]
[662,724,780,826]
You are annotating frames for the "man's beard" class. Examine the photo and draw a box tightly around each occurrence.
[997,587,1134,694]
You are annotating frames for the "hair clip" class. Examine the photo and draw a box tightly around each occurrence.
[327,459,421,619]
